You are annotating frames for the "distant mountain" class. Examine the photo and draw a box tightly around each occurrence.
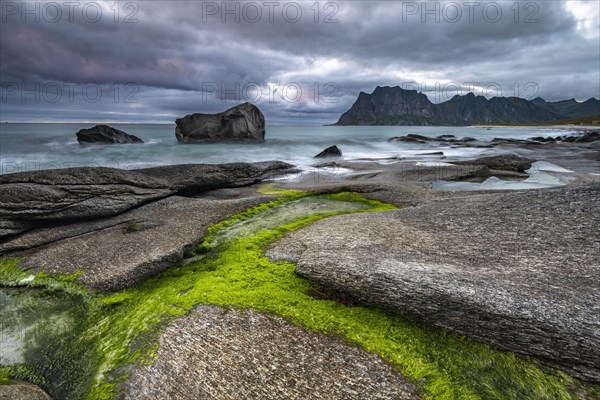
[531,97,600,119]
[334,86,599,126]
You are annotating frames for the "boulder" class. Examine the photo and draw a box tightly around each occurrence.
[453,154,533,171]
[76,125,143,144]
[388,134,431,143]
[576,131,600,143]
[314,145,342,158]
[268,184,600,382]
[175,102,265,143]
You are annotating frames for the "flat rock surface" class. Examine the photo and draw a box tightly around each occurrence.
[0,162,293,237]
[0,383,52,400]
[125,306,420,400]
[0,167,172,223]
[268,183,600,382]
[12,191,273,292]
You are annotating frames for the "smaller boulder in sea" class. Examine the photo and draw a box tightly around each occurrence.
[76,125,144,145]
[314,145,342,158]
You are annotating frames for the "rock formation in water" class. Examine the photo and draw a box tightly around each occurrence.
[314,145,342,158]
[76,125,144,144]
[175,102,265,143]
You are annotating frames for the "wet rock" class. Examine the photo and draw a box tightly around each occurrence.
[314,145,342,158]
[175,102,265,143]
[76,125,143,144]
[10,192,274,292]
[388,134,431,143]
[452,154,533,171]
[268,183,600,382]
[0,383,52,400]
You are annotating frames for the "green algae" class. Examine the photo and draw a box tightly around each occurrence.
[1,188,598,400]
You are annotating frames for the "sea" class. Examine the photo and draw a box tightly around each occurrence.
[0,123,584,175]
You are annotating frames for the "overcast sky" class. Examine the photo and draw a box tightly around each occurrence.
[1,0,599,124]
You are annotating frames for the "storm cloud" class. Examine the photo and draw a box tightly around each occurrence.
[1,0,598,124]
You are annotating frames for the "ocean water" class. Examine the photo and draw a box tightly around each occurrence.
[0,123,579,175]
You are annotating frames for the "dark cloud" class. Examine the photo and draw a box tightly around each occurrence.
[1,0,598,124]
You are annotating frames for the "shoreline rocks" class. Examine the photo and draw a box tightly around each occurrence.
[76,125,144,145]
[268,183,600,382]
[175,102,265,143]
[452,154,533,171]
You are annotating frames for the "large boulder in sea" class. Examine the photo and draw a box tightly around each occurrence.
[76,125,144,144]
[175,102,265,143]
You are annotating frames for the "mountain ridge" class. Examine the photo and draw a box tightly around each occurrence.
[334,86,599,126]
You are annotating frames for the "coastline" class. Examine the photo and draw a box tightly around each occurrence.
[1,129,599,399]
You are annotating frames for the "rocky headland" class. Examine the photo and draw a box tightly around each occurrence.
[334,86,600,126]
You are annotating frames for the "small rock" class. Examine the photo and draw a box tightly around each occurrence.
[314,145,342,158]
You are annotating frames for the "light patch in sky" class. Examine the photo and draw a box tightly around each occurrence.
[564,1,600,39]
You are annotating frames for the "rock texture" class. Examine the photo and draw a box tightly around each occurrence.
[268,184,600,382]
[12,192,273,292]
[176,102,265,143]
[314,145,342,158]
[76,125,144,144]
[0,162,297,290]
[0,383,52,400]
[125,306,420,400]
[452,154,533,171]
[333,86,598,126]
[0,167,172,223]
[0,162,294,238]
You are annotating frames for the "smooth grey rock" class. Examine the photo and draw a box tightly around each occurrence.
[0,167,172,222]
[268,184,600,382]
[76,124,143,144]
[314,145,342,158]
[0,162,295,230]
[137,161,295,194]
[125,306,420,400]
[452,154,533,171]
[15,192,274,292]
[175,102,265,143]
